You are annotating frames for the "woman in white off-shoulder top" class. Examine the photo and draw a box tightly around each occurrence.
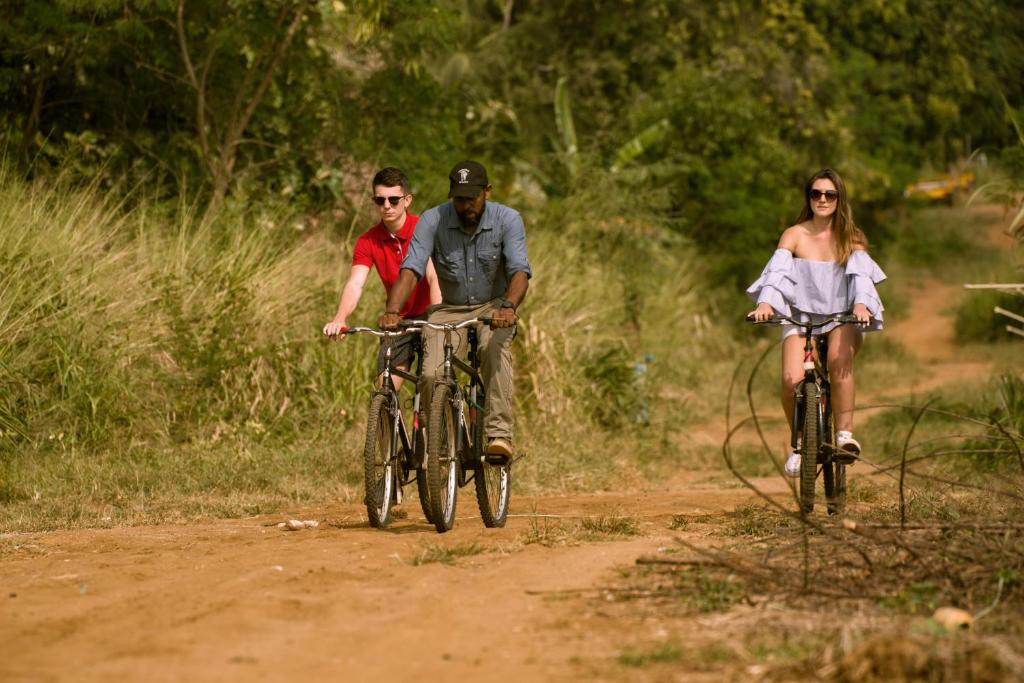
[747,168,886,477]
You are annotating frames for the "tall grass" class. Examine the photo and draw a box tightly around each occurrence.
[0,170,370,527]
[0,167,711,529]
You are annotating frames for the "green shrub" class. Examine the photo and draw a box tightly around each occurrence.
[955,290,1024,343]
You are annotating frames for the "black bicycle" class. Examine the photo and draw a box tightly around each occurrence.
[416,317,512,533]
[748,312,862,515]
[340,326,432,528]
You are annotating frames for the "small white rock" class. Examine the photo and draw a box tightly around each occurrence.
[932,606,973,631]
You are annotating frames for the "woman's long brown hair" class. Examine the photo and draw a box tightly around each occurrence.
[796,168,868,263]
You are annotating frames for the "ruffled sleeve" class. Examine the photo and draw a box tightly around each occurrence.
[746,249,796,315]
[845,250,886,324]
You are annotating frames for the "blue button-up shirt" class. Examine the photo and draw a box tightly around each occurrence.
[401,200,532,305]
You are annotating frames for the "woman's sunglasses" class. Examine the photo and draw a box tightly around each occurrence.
[810,189,838,202]
[373,194,407,206]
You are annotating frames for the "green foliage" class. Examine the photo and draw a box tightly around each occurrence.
[581,346,643,428]
[675,568,745,613]
[617,643,683,668]
[955,289,1024,343]
[6,0,1022,249]
[520,514,643,547]
[889,206,1000,276]
[879,581,944,614]
[411,542,487,566]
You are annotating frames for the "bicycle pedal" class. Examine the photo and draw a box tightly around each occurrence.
[484,453,511,466]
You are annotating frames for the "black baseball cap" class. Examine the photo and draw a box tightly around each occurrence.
[448,160,489,198]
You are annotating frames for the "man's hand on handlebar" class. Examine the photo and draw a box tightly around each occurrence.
[749,302,775,322]
[489,306,518,329]
[378,311,402,330]
[323,320,348,338]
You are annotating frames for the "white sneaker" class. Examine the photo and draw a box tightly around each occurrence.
[784,451,801,477]
[836,431,861,457]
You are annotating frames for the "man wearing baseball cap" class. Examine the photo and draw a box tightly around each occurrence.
[379,160,532,461]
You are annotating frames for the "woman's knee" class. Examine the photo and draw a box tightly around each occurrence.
[781,373,803,393]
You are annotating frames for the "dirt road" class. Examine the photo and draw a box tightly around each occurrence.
[1,477,789,682]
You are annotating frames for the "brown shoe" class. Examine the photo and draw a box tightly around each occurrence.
[486,437,513,463]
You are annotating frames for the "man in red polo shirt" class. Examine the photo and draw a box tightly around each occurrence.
[323,167,440,387]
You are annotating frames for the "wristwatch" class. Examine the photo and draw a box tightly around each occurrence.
[499,299,517,310]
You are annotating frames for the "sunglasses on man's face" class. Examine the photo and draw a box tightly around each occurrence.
[373,195,407,206]
[810,189,838,202]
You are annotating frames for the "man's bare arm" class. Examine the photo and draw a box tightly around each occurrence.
[378,268,420,328]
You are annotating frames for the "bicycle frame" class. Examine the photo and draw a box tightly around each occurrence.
[344,326,425,482]
[750,312,859,464]
[406,315,513,531]
[415,318,487,486]
[790,327,832,461]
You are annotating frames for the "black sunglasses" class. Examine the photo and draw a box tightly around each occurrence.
[373,194,407,206]
[810,189,838,202]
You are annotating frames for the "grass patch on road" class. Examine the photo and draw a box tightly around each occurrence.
[520,514,645,547]
[617,642,683,667]
[411,542,489,566]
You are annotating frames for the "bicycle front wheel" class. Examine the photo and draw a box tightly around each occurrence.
[799,382,821,514]
[426,385,459,533]
[415,426,434,524]
[363,393,396,528]
[474,410,510,527]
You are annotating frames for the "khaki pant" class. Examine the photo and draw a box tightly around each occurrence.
[418,300,516,441]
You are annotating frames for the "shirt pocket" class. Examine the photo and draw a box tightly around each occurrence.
[435,248,464,283]
[476,243,501,278]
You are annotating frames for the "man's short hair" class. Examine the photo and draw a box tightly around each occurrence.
[372,167,410,194]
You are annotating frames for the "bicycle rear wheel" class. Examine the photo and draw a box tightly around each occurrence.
[426,385,458,533]
[799,382,821,514]
[473,405,510,527]
[363,393,396,528]
[822,407,846,516]
[825,462,846,516]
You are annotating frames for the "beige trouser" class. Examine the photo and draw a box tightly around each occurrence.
[418,300,516,441]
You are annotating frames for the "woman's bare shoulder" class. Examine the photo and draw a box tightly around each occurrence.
[777,224,805,251]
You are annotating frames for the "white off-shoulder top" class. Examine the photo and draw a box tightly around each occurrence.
[746,249,886,337]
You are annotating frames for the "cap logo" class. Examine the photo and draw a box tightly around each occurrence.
[457,168,471,183]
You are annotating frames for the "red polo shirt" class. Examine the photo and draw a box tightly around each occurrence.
[352,213,432,317]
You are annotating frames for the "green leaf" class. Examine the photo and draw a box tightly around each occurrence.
[611,119,671,172]
[554,76,578,179]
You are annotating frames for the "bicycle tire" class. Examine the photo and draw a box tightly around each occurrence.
[415,427,434,524]
[799,382,821,514]
[363,393,396,528]
[826,462,847,516]
[473,402,510,527]
[821,405,846,516]
[426,385,458,533]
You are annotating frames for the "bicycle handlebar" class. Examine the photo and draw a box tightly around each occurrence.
[339,326,421,339]
[746,312,862,331]
[343,317,507,338]
[403,317,495,331]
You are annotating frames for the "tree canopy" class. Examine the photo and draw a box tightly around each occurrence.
[2,0,1022,276]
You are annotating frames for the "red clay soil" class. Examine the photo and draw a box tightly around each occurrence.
[0,478,790,682]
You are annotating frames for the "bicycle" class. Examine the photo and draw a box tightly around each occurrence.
[339,325,433,528]
[414,317,512,534]
[748,312,862,515]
